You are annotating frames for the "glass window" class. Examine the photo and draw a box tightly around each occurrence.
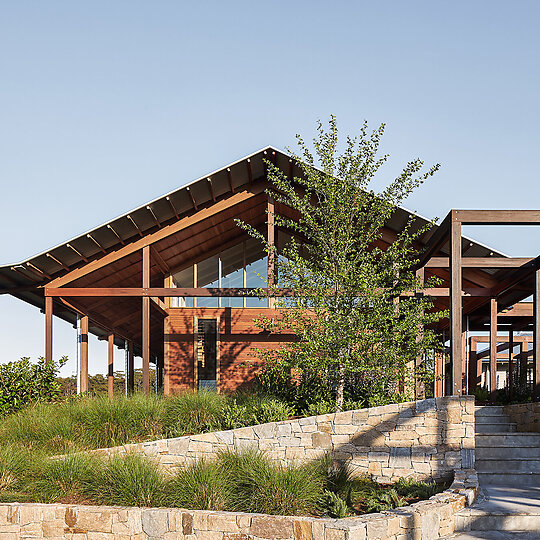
[220,244,244,308]
[172,265,194,307]
[197,255,219,308]
[245,237,268,308]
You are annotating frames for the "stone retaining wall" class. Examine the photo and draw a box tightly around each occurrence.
[94,396,475,482]
[504,402,540,432]
[0,470,478,540]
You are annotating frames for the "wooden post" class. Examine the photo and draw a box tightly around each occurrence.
[127,340,134,394]
[435,350,444,397]
[267,196,275,309]
[509,329,514,401]
[450,216,463,395]
[415,268,425,399]
[468,336,478,393]
[80,315,89,393]
[519,341,527,388]
[45,297,53,363]
[108,333,114,398]
[142,245,150,393]
[534,269,540,401]
[490,298,497,402]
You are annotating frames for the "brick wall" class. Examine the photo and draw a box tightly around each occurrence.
[94,396,475,483]
[164,307,295,393]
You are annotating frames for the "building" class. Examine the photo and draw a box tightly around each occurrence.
[1,147,539,399]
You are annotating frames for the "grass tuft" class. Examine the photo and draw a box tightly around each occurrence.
[86,453,165,507]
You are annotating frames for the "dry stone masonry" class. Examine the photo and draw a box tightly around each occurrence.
[0,470,478,539]
[93,396,475,482]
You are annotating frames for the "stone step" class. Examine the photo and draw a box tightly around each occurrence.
[476,415,513,424]
[475,405,505,416]
[476,445,540,460]
[444,532,540,539]
[476,458,540,473]
[476,433,540,446]
[477,472,540,486]
[455,486,540,532]
[476,423,517,433]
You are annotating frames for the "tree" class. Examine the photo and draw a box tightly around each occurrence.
[239,117,445,411]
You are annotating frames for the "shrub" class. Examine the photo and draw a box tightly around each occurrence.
[0,356,67,417]
[364,488,407,513]
[86,454,165,507]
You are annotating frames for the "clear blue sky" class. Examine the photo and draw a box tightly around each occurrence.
[1,1,539,376]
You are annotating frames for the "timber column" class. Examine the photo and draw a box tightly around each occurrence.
[142,245,150,393]
[80,315,89,393]
[449,211,463,395]
[45,297,53,363]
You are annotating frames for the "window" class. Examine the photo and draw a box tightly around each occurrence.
[170,239,268,308]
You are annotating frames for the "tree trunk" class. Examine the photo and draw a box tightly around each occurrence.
[336,363,345,412]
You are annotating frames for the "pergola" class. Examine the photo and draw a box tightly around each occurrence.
[1,147,539,399]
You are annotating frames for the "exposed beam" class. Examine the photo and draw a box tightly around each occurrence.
[66,243,88,263]
[166,196,179,219]
[45,286,494,297]
[453,209,540,225]
[207,178,216,202]
[46,184,267,288]
[246,159,253,183]
[127,215,143,237]
[146,206,161,228]
[425,257,534,268]
[150,296,168,317]
[150,246,170,274]
[47,253,70,272]
[186,187,198,210]
[87,234,106,254]
[416,212,452,269]
[226,168,235,193]
[107,224,125,245]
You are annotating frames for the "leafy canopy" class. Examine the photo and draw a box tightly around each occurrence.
[239,117,444,410]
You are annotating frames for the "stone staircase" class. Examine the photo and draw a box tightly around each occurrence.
[447,406,540,537]
[475,405,540,486]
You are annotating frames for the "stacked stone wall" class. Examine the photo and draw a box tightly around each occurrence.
[504,402,540,432]
[0,469,478,539]
[93,396,475,482]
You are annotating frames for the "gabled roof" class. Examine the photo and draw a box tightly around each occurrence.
[0,146,509,348]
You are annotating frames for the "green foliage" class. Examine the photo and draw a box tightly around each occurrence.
[364,488,407,513]
[394,477,445,499]
[238,117,444,411]
[30,453,99,503]
[0,392,294,454]
[218,449,325,516]
[165,459,233,510]
[0,444,34,492]
[0,356,67,417]
[320,489,348,518]
[87,453,165,507]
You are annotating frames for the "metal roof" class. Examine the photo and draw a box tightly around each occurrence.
[0,145,511,346]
